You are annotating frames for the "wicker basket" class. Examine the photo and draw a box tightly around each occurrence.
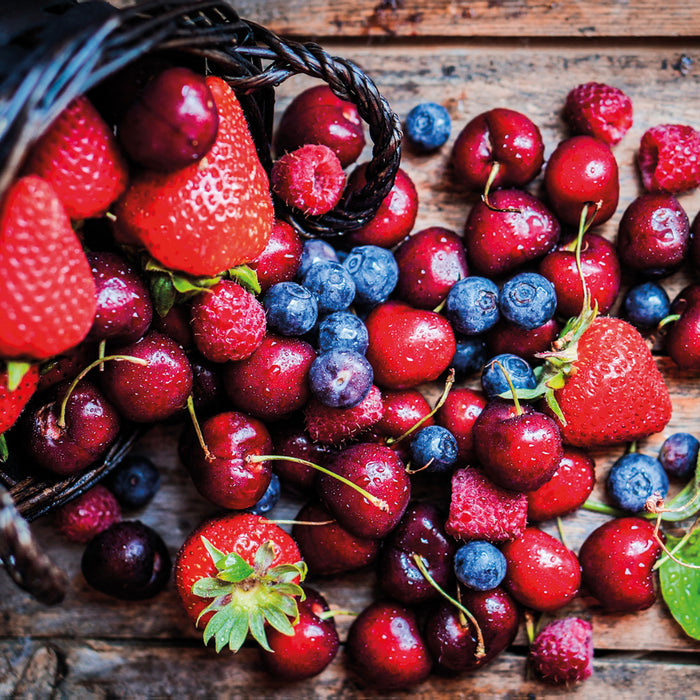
[0,0,402,604]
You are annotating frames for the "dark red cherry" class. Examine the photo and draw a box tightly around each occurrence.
[435,387,486,464]
[375,389,435,439]
[150,304,193,350]
[248,219,303,293]
[190,354,227,415]
[487,318,560,360]
[665,286,700,369]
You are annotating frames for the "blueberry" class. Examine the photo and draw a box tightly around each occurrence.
[454,541,507,591]
[263,281,318,336]
[246,473,281,515]
[499,272,557,330]
[451,336,489,378]
[297,239,339,279]
[309,349,374,408]
[658,432,699,481]
[302,260,356,314]
[623,281,671,329]
[445,276,500,335]
[318,311,369,354]
[607,452,669,513]
[105,455,160,509]
[481,353,536,397]
[404,102,451,152]
[342,245,399,308]
[410,425,458,473]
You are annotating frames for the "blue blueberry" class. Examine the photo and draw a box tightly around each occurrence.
[246,473,281,515]
[623,281,671,329]
[499,272,557,330]
[309,349,374,408]
[451,336,489,378]
[105,455,160,510]
[454,541,507,591]
[263,281,318,336]
[404,102,451,152]
[297,239,339,279]
[318,311,369,355]
[481,353,536,398]
[446,276,500,335]
[302,260,356,314]
[607,452,669,513]
[342,245,399,308]
[410,425,458,473]
[658,432,699,481]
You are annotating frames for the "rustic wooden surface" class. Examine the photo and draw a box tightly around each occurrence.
[3,1,700,697]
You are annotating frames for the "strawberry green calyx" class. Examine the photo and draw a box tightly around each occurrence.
[192,537,307,653]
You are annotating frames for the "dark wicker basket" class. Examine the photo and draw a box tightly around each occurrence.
[0,0,401,604]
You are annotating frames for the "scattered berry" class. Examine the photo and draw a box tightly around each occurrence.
[317,311,369,354]
[638,123,700,194]
[529,617,594,685]
[607,452,669,513]
[54,485,121,543]
[446,276,500,336]
[302,260,356,314]
[409,424,458,473]
[404,102,451,152]
[623,281,671,329]
[263,281,318,336]
[658,432,700,481]
[565,82,633,145]
[342,245,399,308]
[104,455,161,510]
[453,541,507,591]
[309,349,374,408]
[499,272,557,331]
[481,353,536,398]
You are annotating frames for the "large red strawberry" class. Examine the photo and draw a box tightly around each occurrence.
[174,512,306,653]
[114,76,274,276]
[0,363,39,434]
[0,176,97,360]
[23,95,128,220]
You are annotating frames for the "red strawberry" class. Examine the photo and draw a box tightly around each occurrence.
[174,512,305,653]
[24,95,128,220]
[0,363,39,434]
[53,485,121,543]
[564,82,633,146]
[114,76,273,276]
[637,123,700,194]
[445,467,527,543]
[0,176,96,360]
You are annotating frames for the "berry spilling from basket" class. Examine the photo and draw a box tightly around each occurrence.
[3,54,700,695]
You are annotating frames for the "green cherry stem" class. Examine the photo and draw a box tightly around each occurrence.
[186,395,214,461]
[657,313,681,331]
[412,553,486,660]
[481,162,521,213]
[495,360,521,415]
[581,499,626,517]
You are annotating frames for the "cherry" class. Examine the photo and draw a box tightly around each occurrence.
[375,388,435,439]
[100,331,193,423]
[150,304,193,350]
[346,600,432,691]
[501,527,581,612]
[544,135,619,227]
[118,66,218,172]
[292,500,380,575]
[248,219,303,293]
[377,502,456,605]
[578,517,663,612]
[189,354,227,415]
[690,210,700,269]
[275,84,365,168]
[222,334,316,420]
[665,286,700,369]
[486,318,560,361]
[472,398,563,492]
[463,189,560,277]
[435,387,486,464]
[424,586,520,674]
[178,410,273,510]
[317,442,411,540]
[394,226,469,309]
[87,252,153,344]
[37,342,95,392]
[451,108,545,191]
[538,231,621,318]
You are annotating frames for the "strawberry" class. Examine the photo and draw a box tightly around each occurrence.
[637,123,700,194]
[114,76,274,276]
[23,95,128,220]
[564,82,633,146]
[0,363,39,434]
[174,512,306,653]
[0,176,96,360]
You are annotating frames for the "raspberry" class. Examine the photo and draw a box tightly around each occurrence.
[271,144,346,216]
[564,82,633,146]
[445,468,527,542]
[305,384,383,445]
[637,124,700,194]
[190,280,266,362]
[54,485,121,543]
[529,617,594,685]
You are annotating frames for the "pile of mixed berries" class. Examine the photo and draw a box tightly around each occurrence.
[1,54,700,692]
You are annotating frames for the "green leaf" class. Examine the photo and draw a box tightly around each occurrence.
[171,274,219,294]
[191,577,230,598]
[227,607,250,653]
[217,559,255,583]
[150,274,177,317]
[659,530,700,640]
[263,605,296,636]
[0,434,7,462]
[248,608,271,651]
[545,388,566,425]
[6,360,32,391]
[226,264,261,295]
[203,608,233,647]
[254,541,276,571]
[201,537,228,568]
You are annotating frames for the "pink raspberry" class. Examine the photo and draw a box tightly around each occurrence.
[305,384,383,445]
[271,144,346,216]
[530,617,594,685]
[54,485,121,543]
[445,467,527,542]
[564,82,633,146]
[637,123,700,194]
[190,280,266,362]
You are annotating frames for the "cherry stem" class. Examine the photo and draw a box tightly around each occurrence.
[412,553,486,660]
[405,459,433,475]
[657,313,681,331]
[267,519,336,526]
[653,516,700,571]
[97,339,107,370]
[556,517,569,549]
[58,354,148,429]
[252,455,389,513]
[186,395,214,462]
[524,611,537,645]
[481,162,521,214]
[387,369,455,446]
[495,361,521,416]
[652,512,700,570]
[581,499,626,518]
[319,609,357,621]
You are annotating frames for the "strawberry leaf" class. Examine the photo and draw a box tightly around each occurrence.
[225,264,261,296]
[264,604,297,636]
[659,530,700,640]
[227,608,249,653]
[248,608,270,651]
[191,577,230,598]
[254,540,276,572]
[0,435,7,462]
[6,360,32,391]
[201,536,228,568]
[150,273,177,317]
